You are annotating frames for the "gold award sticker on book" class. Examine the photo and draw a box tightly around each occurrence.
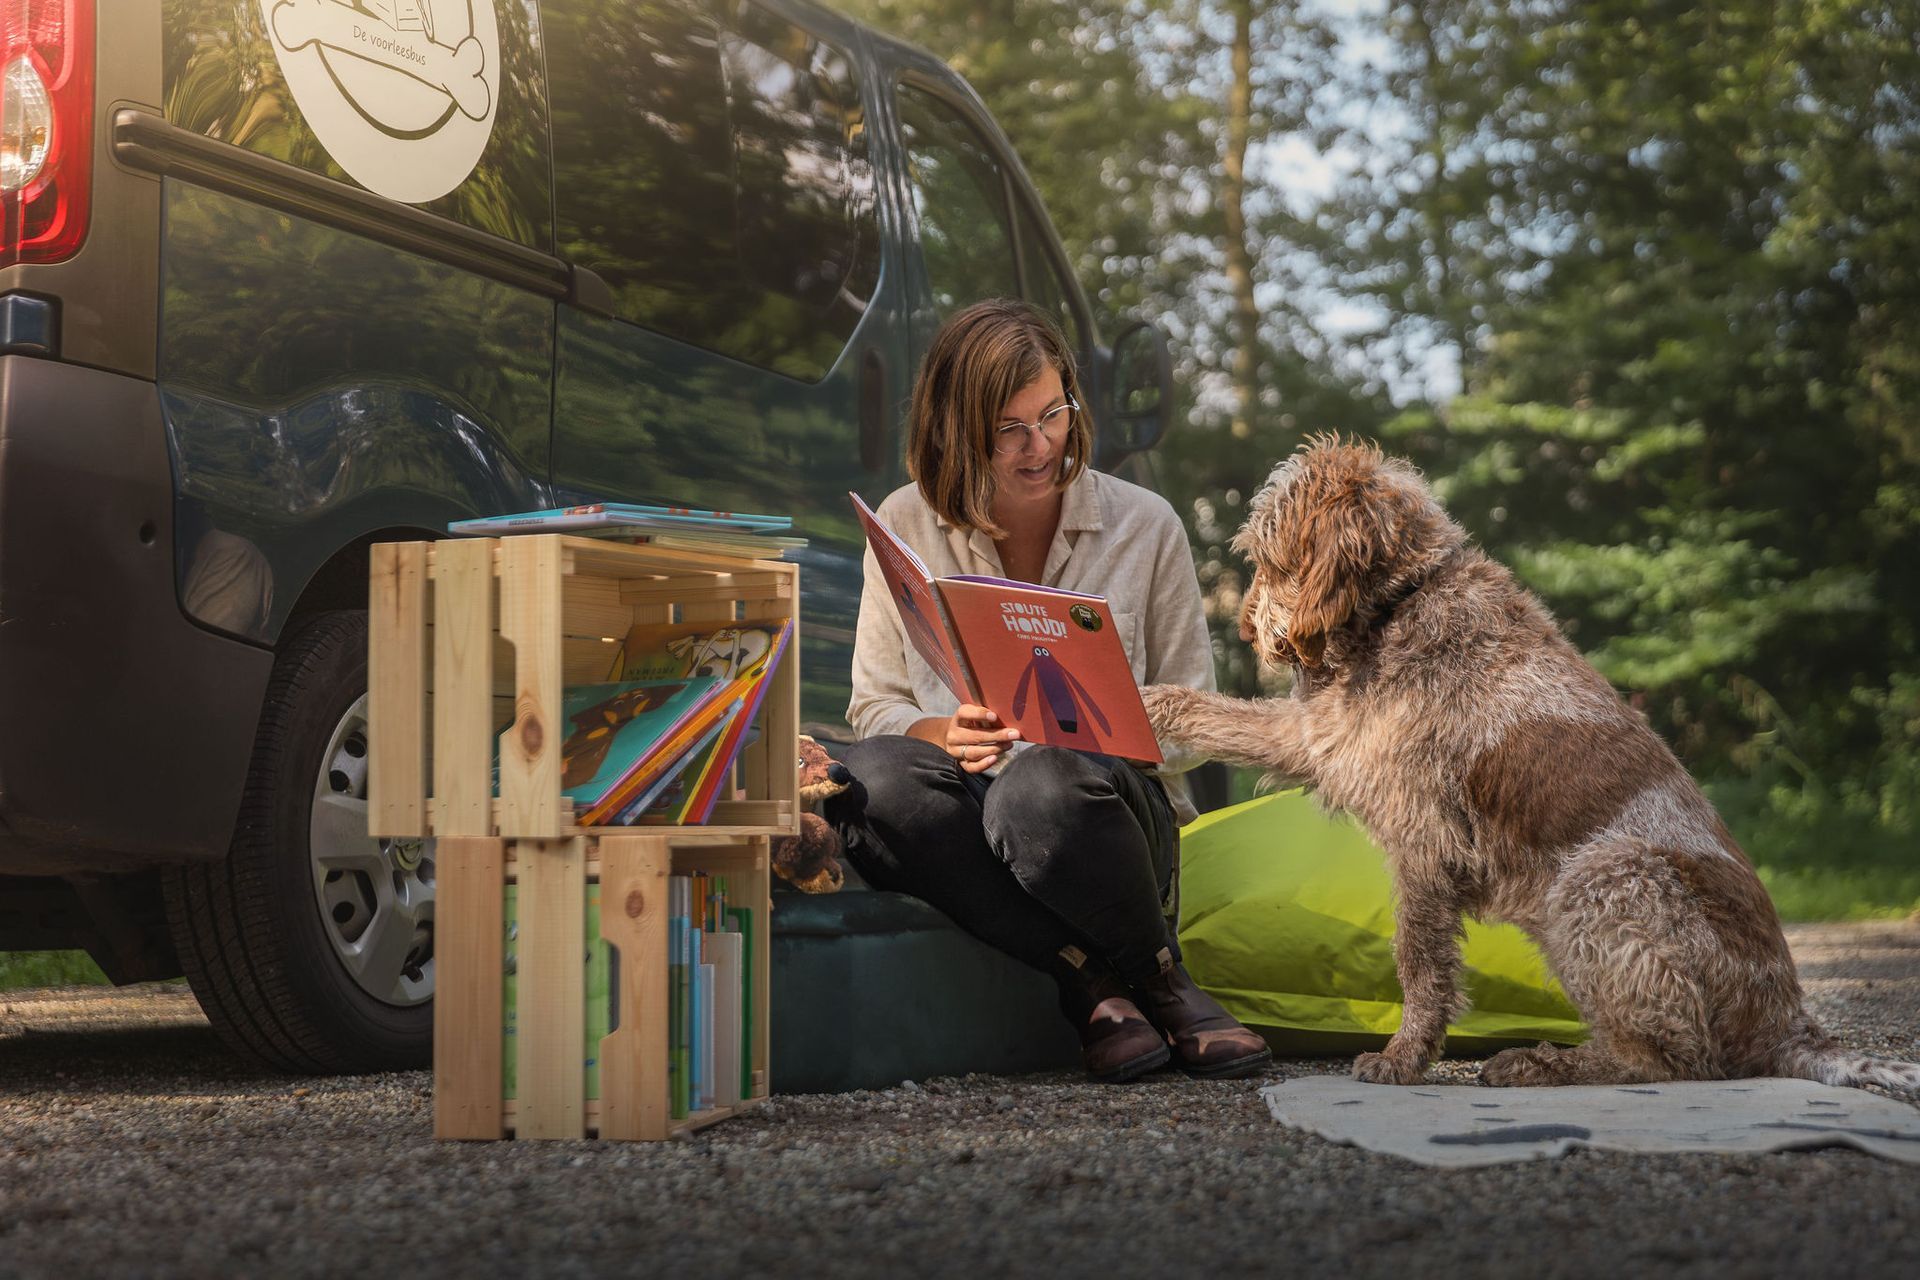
[260,0,501,203]
[1069,603,1103,633]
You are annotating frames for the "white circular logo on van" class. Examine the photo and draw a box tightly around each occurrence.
[260,0,499,204]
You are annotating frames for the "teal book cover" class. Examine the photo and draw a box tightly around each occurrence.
[559,677,723,809]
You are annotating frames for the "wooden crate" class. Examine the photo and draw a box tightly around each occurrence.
[364,534,797,1139]
[366,534,799,840]
[431,832,772,1141]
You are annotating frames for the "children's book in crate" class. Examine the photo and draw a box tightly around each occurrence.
[607,618,794,825]
[640,628,790,824]
[851,491,1160,762]
[559,676,729,817]
[603,709,735,826]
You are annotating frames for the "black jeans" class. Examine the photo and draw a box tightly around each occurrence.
[826,736,1181,985]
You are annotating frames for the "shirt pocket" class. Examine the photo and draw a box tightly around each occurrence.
[1112,610,1147,684]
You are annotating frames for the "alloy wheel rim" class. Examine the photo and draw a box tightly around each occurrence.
[308,693,435,1007]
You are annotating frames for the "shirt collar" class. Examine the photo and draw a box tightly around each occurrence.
[939,469,1106,579]
[932,467,1107,534]
[1058,467,1105,532]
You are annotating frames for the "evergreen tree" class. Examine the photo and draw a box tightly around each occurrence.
[1329,0,1920,888]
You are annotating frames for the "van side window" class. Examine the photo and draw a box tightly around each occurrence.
[897,84,1019,315]
[548,0,877,381]
[548,1,736,347]
[1014,201,1083,354]
[722,4,881,376]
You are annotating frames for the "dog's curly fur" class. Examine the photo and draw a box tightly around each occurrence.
[1145,437,1919,1090]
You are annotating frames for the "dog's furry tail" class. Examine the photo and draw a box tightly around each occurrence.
[1774,1016,1920,1092]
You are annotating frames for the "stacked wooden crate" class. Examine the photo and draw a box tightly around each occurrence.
[366,534,797,1140]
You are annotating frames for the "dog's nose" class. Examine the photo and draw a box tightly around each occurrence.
[827,762,852,786]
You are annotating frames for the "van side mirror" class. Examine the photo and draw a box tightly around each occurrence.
[1107,320,1173,454]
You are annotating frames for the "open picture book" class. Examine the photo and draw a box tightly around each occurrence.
[851,492,1161,763]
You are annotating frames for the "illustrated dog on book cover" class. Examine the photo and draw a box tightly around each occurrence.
[1143,437,1920,1092]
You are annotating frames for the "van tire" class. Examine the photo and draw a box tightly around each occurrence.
[163,609,432,1073]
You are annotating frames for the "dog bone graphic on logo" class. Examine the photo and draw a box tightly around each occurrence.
[271,0,492,121]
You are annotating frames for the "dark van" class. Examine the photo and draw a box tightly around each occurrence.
[0,0,1172,1071]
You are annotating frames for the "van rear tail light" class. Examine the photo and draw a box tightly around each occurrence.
[0,0,92,265]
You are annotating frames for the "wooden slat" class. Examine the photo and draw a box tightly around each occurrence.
[497,537,565,838]
[564,537,786,578]
[367,541,427,837]
[484,635,624,692]
[697,801,791,830]
[434,836,506,1139]
[746,837,772,1097]
[619,571,787,607]
[432,539,494,837]
[736,596,794,619]
[562,573,634,640]
[596,834,672,1141]
[514,836,586,1139]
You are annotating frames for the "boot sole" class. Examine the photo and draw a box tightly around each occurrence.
[1177,1046,1273,1080]
[1090,1041,1172,1084]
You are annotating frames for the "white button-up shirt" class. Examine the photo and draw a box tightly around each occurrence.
[847,467,1216,823]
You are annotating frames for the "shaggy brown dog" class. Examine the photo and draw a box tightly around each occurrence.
[1145,438,1919,1090]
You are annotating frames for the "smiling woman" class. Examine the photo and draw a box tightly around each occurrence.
[835,298,1273,1084]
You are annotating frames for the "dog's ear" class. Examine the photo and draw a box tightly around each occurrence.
[1288,485,1379,666]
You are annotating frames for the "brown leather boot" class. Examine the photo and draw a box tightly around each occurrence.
[1055,947,1170,1083]
[1131,948,1272,1079]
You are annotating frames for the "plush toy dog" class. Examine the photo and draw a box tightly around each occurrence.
[771,736,850,893]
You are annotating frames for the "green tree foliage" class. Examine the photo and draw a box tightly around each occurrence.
[1332,0,1920,903]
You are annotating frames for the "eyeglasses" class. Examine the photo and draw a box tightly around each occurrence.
[991,398,1078,454]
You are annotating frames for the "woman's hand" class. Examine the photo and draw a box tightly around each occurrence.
[909,706,1021,774]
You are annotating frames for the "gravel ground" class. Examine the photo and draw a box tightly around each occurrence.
[3,922,1918,1280]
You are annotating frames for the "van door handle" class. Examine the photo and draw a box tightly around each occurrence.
[859,349,887,473]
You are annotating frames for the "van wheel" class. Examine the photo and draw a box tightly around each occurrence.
[163,609,435,1073]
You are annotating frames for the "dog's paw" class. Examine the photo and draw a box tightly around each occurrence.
[1352,1050,1427,1086]
[1140,684,1196,736]
[1479,1044,1558,1087]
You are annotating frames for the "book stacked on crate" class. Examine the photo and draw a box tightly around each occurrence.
[669,872,754,1118]
[458,503,799,826]
[449,501,806,560]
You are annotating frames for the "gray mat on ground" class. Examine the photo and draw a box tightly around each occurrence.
[1261,1075,1920,1167]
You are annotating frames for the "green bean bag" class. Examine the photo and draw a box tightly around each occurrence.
[1178,792,1585,1053]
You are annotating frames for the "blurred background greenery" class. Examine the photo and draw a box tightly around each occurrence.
[846,0,1920,920]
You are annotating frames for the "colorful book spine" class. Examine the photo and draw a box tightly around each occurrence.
[649,625,792,825]
[706,928,744,1108]
[670,878,690,1120]
[607,710,734,825]
[689,921,706,1112]
[724,904,754,1100]
[698,950,715,1112]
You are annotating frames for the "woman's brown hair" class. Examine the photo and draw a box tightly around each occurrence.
[906,298,1090,537]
